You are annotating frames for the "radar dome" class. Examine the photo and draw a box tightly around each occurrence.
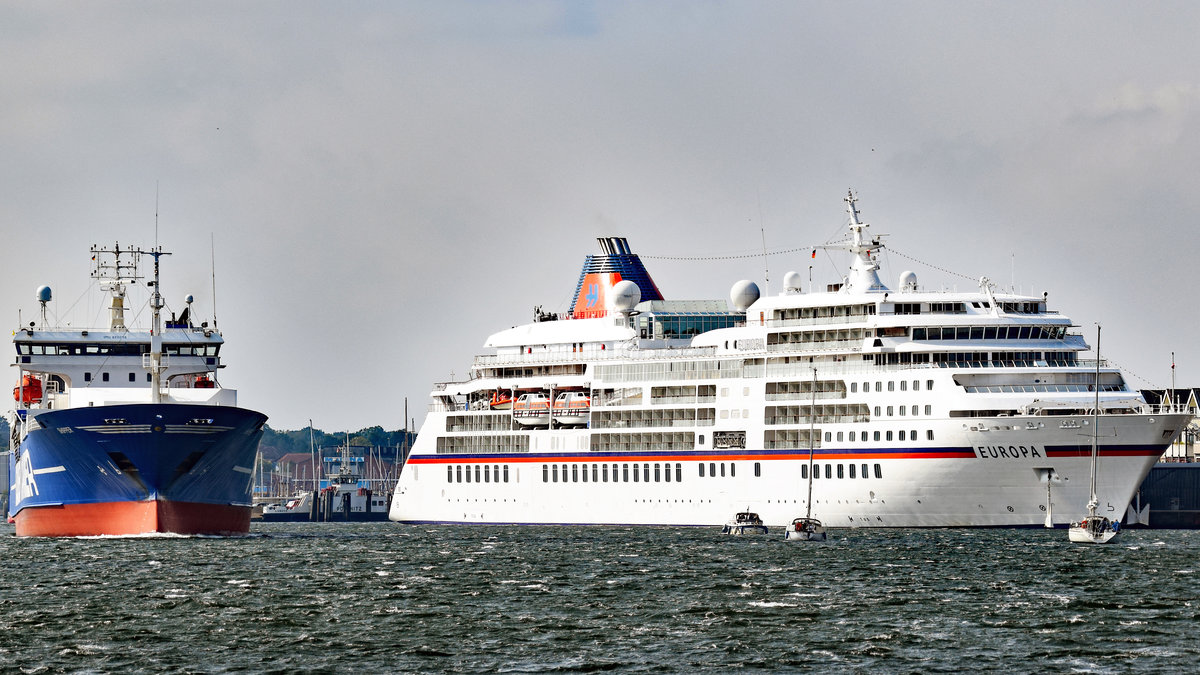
[185,294,194,304]
[783,271,802,294]
[609,279,641,313]
[729,280,760,312]
[898,271,918,292]
[36,286,52,303]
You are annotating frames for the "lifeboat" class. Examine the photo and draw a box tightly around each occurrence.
[552,391,591,426]
[194,375,216,389]
[13,374,43,405]
[489,390,514,410]
[512,392,550,427]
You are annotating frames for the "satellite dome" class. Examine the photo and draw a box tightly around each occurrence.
[783,271,802,294]
[898,271,918,292]
[729,280,760,312]
[609,279,641,313]
[36,286,52,303]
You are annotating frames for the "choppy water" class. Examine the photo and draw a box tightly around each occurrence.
[2,522,1198,673]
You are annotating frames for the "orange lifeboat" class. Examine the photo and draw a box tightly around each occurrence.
[512,392,550,427]
[489,390,514,410]
[13,374,43,405]
[552,391,591,426]
[194,375,216,389]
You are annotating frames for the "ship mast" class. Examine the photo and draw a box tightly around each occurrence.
[145,247,171,404]
[1087,325,1101,519]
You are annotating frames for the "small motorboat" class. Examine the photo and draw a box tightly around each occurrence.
[552,391,591,426]
[722,510,769,535]
[1068,514,1119,544]
[784,517,827,542]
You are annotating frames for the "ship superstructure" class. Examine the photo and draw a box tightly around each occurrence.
[389,192,1188,527]
[7,243,267,536]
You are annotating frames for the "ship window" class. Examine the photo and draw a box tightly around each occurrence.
[837,464,844,479]
[888,381,894,391]
[899,430,906,441]
[562,464,568,483]
[504,466,509,482]
[447,466,453,483]
[730,463,736,477]
[875,406,881,416]
[654,464,661,482]
[643,464,650,482]
[825,464,832,479]
[913,380,920,391]
[663,463,670,482]
[900,380,907,391]
[475,466,481,482]
[581,465,588,482]
[849,431,856,441]
[899,406,906,416]
[802,465,809,480]
[710,462,716,476]
[465,466,471,483]
[699,463,705,477]
[927,380,934,390]
[874,464,882,479]
[851,382,858,393]
[719,463,725,477]
[699,434,705,445]
[572,465,579,482]
[676,463,682,482]
[825,432,831,442]
[85,372,92,382]
[912,405,918,416]
[147,373,152,382]
[458,466,464,482]
[886,431,893,441]
[484,465,490,482]
[837,431,844,441]
[873,431,881,441]
[128,372,136,382]
[552,465,558,482]
[614,464,620,482]
[602,464,609,482]
[862,463,868,478]
[862,381,869,392]
[592,465,598,482]
[927,430,935,441]
[631,464,637,482]
[911,429,916,440]
[754,462,761,477]
[925,405,932,415]
[494,465,499,481]
[875,382,882,392]
[849,464,856,478]
[887,406,893,416]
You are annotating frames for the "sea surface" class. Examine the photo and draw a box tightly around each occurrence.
[1,522,1198,674]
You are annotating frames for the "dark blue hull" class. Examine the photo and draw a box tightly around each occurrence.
[8,403,266,536]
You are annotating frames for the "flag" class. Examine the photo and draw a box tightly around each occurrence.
[811,249,816,259]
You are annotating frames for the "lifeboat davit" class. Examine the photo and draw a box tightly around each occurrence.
[13,374,43,405]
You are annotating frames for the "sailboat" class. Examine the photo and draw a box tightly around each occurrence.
[1068,325,1120,544]
[785,368,827,542]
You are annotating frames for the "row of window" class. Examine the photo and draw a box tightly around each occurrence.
[448,464,511,483]
[802,463,884,480]
[851,379,934,393]
[913,325,1067,341]
[17,343,219,356]
[544,462,684,484]
[826,429,934,442]
[83,372,152,383]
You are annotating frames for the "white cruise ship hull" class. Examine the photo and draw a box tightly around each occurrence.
[390,410,1185,528]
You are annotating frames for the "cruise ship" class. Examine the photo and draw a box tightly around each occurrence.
[389,192,1188,527]
[7,244,267,536]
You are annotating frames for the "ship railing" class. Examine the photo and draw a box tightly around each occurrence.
[471,345,719,369]
[768,316,871,328]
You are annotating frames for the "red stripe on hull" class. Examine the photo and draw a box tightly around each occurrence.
[13,501,250,537]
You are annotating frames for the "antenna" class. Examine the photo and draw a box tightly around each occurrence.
[155,182,160,249]
[210,233,218,330]
[758,191,769,295]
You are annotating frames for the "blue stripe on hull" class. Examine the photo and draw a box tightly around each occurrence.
[8,404,266,517]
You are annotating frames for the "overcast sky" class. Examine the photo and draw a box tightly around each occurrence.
[3,2,1198,433]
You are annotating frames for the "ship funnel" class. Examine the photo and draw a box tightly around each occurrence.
[570,237,663,318]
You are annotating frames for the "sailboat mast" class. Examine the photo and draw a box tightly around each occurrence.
[1088,325,1101,515]
[806,367,817,519]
